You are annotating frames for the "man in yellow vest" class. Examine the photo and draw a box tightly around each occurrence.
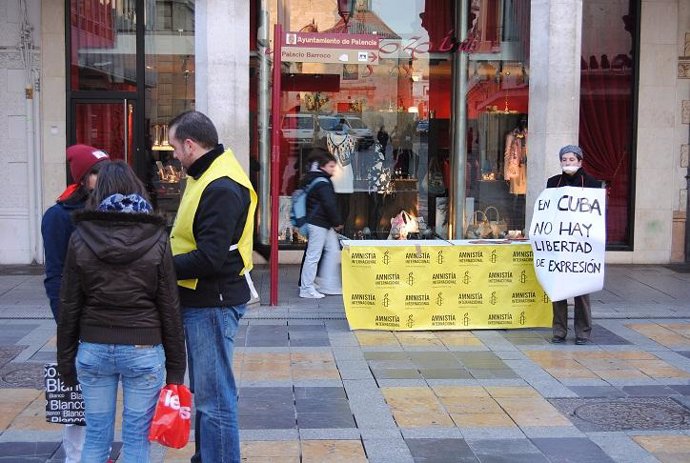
[168,111,257,463]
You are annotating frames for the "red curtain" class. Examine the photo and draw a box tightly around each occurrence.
[579,68,633,244]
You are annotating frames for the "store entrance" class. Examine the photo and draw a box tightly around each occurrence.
[70,99,137,166]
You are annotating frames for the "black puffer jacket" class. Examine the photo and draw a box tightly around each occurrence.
[57,210,186,386]
[303,170,342,229]
[547,168,602,189]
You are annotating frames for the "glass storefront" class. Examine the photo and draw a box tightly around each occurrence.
[256,0,530,246]
[68,0,194,226]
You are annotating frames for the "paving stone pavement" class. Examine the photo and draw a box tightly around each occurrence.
[1,264,690,462]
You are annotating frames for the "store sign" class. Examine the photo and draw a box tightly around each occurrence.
[282,32,379,65]
[529,186,606,301]
[342,241,552,331]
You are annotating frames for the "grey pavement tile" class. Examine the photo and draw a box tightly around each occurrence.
[240,429,299,440]
[587,432,661,463]
[368,359,417,369]
[371,369,422,379]
[364,437,415,463]
[359,428,403,439]
[28,351,56,362]
[520,427,585,438]
[0,442,60,459]
[331,347,366,361]
[0,431,62,443]
[405,438,478,463]
[289,338,331,347]
[474,454,549,463]
[239,386,294,400]
[0,324,40,344]
[558,379,612,387]
[426,379,485,387]
[297,411,356,428]
[375,379,428,387]
[465,438,541,455]
[468,369,518,379]
[620,385,678,396]
[363,351,412,361]
[420,369,473,379]
[292,380,343,388]
[531,437,615,463]
[458,428,526,440]
[239,413,296,429]
[401,428,463,439]
[670,385,690,395]
[298,428,361,439]
[567,386,627,398]
[295,386,346,400]
[238,380,295,388]
[590,325,632,345]
[407,352,458,362]
[494,351,527,360]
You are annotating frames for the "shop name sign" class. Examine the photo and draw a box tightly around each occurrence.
[282,32,379,65]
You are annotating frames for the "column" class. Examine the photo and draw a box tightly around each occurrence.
[196,0,251,172]
[526,0,583,229]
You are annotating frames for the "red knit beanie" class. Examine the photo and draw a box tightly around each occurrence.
[66,144,110,183]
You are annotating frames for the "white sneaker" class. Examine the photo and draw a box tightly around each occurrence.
[319,288,343,295]
[299,288,325,299]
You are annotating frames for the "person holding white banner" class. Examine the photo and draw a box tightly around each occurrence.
[546,145,603,345]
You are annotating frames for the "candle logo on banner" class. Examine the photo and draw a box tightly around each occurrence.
[462,271,472,285]
[520,270,527,284]
[463,312,471,326]
[382,250,391,265]
[382,293,390,308]
[407,272,415,286]
[529,186,606,301]
[519,311,527,325]
[436,292,444,306]
[406,315,415,328]
[490,250,498,263]
[437,250,445,264]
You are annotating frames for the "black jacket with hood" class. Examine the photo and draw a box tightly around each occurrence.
[57,210,186,386]
[302,169,342,229]
[546,167,602,189]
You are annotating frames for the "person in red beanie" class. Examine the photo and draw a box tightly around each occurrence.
[41,144,109,463]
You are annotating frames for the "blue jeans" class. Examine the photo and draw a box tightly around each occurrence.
[76,342,165,463]
[183,305,245,463]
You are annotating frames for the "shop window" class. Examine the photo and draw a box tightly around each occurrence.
[463,0,530,239]
[579,0,637,247]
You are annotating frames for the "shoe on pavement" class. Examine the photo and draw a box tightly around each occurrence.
[300,288,325,299]
[550,336,566,344]
[319,287,343,295]
[575,337,590,345]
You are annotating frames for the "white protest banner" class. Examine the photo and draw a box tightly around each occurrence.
[529,186,606,301]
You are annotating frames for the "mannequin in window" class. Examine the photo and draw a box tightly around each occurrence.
[326,122,355,234]
[503,116,527,195]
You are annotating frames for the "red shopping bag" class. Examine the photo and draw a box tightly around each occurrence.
[148,384,192,449]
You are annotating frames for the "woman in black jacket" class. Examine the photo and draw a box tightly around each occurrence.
[299,148,344,298]
[57,160,186,463]
[546,145,603,345]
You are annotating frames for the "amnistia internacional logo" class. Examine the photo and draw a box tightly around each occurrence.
[375,272,400,287]
[431,313,456,327]
[488,270,513,284]
[405,250,431,265]
[512,248,533,263]
[458,249,483,264]
[432,271,456,286]
[350,293,376,307]
[437,250,444,264]
[350,250,377,265]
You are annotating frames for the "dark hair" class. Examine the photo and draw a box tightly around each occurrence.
[306,148,336,167]
[87,160,150,209]
[168,111,219,149]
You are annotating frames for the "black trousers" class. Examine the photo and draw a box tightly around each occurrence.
[552,294,592,340]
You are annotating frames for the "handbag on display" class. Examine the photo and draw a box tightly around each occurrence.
[484,206,508,239]
[465,210,492,239]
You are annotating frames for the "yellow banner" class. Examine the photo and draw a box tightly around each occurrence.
[342,243,552,330]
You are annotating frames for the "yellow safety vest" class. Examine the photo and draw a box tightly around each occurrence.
[170,149,257,290]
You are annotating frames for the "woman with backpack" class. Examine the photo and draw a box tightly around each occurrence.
[298,148,344,298]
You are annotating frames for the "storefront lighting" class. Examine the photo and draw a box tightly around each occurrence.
[407,106,418,113]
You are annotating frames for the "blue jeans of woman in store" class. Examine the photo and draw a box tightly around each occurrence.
[76,342,165,463]
[183,305,246,463]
